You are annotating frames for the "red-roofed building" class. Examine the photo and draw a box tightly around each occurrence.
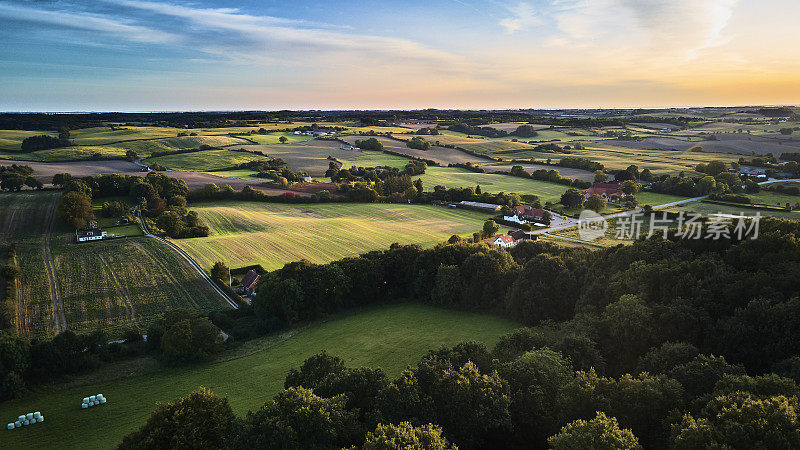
[582,182,624,200]
[238,269,261,296]
[513,205,546,222]
[492,234,517,248]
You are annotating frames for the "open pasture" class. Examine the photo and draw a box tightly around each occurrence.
[172,202,493,270]
[0,303,517,449]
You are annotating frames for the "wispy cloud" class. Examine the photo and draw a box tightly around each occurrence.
[498,2,538,34]
[103,0,461,67]
[0,1,177,44]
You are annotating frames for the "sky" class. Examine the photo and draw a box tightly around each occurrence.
[1,0,799,111]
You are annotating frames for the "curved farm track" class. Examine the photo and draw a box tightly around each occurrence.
[42,196,67,333]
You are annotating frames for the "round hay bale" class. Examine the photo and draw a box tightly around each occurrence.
[81,403,88,409]
[22,420,29,426]
[7,423,14,430]
[17,415,24,422]
[83,397,89,403]
[89,395,96,402]
[100,398,107,404]
[36,417,43,423]
[34,411,41,417]
[14,421,21,428]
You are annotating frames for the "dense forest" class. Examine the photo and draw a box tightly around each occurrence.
[134,217,800,449]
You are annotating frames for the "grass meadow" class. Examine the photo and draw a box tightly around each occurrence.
[171,202,493,270]
[0,303,518,449]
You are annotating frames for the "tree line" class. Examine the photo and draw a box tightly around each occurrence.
[54,172,209,238]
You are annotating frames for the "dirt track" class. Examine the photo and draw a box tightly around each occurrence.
[42,195,67,333]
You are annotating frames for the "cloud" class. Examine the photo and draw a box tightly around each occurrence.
[499,2,538,34]
[0,1,177,44]
[102,0,462,67]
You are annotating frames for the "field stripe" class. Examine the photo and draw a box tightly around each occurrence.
[42,195,67,333]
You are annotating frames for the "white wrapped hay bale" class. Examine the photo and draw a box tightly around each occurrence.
[26,413,33,420]
[81,403,88,409]
[7,423,14,430]
[89,395,96,402]
[34,411,41,418]
[83,397,89,404]
[36,416,43,423]
[17,415,24,422]
[100,398,107,404]
[14,421,21,428]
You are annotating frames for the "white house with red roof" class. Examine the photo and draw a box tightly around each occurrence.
[492,234,517,247]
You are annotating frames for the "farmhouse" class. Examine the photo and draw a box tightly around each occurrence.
[238,269,261,296]
[76,229,107,243]
[582,182,624,200]
[492,234,517,248]
[513,205,546,222]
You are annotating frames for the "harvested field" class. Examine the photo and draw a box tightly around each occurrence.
[0,159,314,195]
[479,122,551,132]
[172,202,493,270]
[143,149,274,172]
[0,159,143,184]
[228,139,359,176]
[0,191,227,337]
[339,136,488,166]
[607,135,800,155]
[399,133,535,155]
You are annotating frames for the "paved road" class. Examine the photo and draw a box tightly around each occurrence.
[137,211,238,309]
[531,178,800,236]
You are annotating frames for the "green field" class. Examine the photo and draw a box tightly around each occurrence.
[636,191,690,206]
[172,202,493,270]
[0,191,225,338]
[210,149,412,181]
[0,130,57,151]
[143,149,274,172]
[418,166,570,202]
[0,303,518,449]
[246,132,316,145]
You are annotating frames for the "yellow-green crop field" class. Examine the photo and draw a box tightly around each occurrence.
[418,166,571,202]
[171,202,493,270]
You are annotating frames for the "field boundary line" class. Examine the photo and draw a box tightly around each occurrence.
[97,253,137,322]
[137,211,238,309]
[43,195,67,333]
